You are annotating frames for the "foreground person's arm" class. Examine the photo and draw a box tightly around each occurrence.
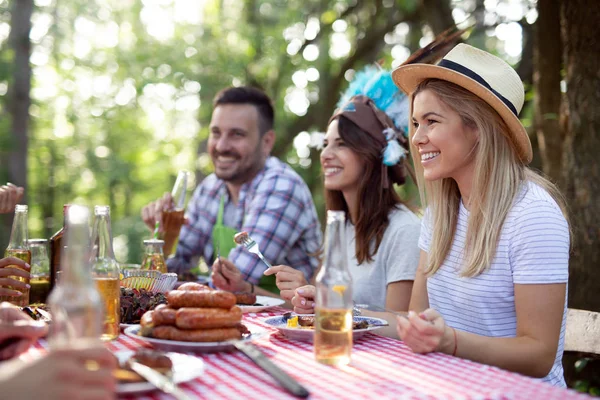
[0,344,117,400]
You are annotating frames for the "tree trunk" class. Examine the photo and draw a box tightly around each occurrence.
[7,0,33,197]
[534,0,563,183]
[560,0,600,312]
[421,0,455,35]
[1,0,33,250]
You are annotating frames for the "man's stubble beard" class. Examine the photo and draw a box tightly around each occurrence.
[214,143,266,185]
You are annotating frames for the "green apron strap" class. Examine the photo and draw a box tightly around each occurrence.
[217,193,225,226]
[212,193,279,294]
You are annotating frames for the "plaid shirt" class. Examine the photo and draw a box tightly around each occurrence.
[167,157,322,284]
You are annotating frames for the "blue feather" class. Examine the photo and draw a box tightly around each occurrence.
[338,66,409,133]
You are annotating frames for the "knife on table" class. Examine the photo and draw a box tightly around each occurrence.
[234,341,310,398]
[127,359,193,400]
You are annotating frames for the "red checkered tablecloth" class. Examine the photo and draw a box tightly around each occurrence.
[27,308,587,399]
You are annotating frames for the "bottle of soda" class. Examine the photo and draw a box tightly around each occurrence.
[89,205,120,341]
[314,210,353,366]
[47,205,103,347]
[0,205,31,306]
[49,204,70,291]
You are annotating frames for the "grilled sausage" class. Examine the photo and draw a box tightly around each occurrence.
[234,292,257,305]
[166,290,236,309]
[178,282,212,292]
[175,306,242,329]
[140,310,155,328]
[152,304,177,326]
[150,325,242,342]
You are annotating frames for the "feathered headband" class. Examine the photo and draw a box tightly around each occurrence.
[335,66,411,167]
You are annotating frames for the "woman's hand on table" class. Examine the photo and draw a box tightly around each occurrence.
[0,344,117,400]
[396,308,455,354]
[0,302,48,360]
[291,285,316,314]
[263,265,307,301]
[0,183,24,214]
[0,257,31,298]
[211,257,251,293]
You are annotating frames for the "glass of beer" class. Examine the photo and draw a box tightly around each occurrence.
[141,239,167,273]
[28,239,51,304]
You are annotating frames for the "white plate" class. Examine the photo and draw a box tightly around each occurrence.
[124,325,266,353]
[115,350,204,395]
[262,314,387,342]
[120,323,137,330]
[239,295,285,313]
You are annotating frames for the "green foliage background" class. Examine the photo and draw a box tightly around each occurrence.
[0,0,532,263]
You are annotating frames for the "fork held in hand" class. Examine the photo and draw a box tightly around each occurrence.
[241,235,272,269]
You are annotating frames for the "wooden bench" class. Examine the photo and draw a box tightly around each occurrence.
[565,308,600,354]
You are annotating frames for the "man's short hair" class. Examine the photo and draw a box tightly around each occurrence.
[213,86,274,135]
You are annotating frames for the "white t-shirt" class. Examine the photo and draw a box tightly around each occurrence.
[419,181,569,387]
[348,205,421,309]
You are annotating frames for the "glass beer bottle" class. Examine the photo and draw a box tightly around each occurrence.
[0,205,31,306]
[49,204,69,291]
[90,205,120,340]
[314,211,353,366]
[141,239,167,273]
[48,205,103,347]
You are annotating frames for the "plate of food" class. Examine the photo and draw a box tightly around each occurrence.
[21,304,52,323]
[125,286,268,352]
[120,287,167,328]
[124,324,266,353]
[262,313,388,342]
[235,293,286,313]
[114,348,204,395]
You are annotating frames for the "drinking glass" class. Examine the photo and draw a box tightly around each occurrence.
[28,239,51,304]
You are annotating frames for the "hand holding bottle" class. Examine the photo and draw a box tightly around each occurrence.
[0,257,31,298]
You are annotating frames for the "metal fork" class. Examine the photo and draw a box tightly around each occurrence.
[240,234,272,268]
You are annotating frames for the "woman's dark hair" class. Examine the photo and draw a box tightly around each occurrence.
[325,116,404,264]
[213,86,274,135]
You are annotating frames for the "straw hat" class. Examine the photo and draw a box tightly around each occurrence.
[392,43,532,164]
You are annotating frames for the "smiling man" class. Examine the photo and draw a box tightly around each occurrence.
[142,86,322,295]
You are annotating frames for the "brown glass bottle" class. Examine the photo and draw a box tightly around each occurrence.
[49,205,69,291]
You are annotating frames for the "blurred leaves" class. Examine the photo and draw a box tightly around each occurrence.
[0,0,535,259]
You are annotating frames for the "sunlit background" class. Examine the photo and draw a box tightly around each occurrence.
[0,0,537,262]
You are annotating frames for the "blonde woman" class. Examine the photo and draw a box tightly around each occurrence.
[392,44,570,387]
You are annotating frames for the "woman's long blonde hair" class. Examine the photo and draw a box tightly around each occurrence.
[410,79,570,277]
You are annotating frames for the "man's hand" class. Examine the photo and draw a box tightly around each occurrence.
[263,265,307,301]
[0,302,48,360]
[0,257,31,298]
[141,193,174,231]
[211,257,251,293]
[0,183,24,214]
